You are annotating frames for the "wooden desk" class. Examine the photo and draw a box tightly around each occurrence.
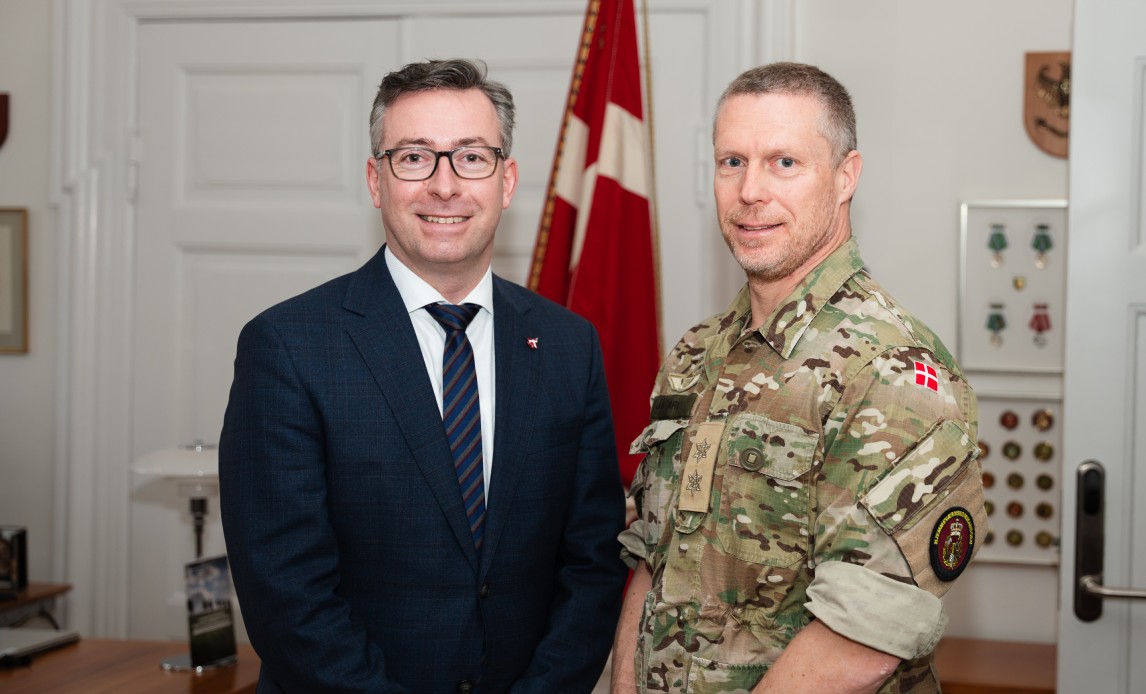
[0,582,72,628]
[936,637,1056,693]
[0,639,261,693]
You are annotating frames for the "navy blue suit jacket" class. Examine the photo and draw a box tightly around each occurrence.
[219,247,627,693]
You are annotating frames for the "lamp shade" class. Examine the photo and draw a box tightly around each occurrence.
[132,442,219,478]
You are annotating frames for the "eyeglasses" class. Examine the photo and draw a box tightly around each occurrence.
[375,146,505,181]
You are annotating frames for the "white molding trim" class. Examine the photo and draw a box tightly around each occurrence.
[53,0,140,637]
[53,0,792,637]
[757,0,796,64]
[732,0,796,71]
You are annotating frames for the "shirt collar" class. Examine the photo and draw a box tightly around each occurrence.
[384,245,494,315]
[757,237,865,358]
[713,238,865,363]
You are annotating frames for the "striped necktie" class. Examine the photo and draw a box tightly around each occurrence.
[425,302,485,554]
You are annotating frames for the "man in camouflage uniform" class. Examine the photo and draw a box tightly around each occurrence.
[611,63,986,693]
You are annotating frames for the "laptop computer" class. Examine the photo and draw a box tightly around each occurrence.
[0,627,80,660]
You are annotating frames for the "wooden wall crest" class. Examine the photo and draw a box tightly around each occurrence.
[1024,52,1070,158]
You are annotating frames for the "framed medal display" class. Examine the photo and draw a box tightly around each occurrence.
[973,393,1062,565]
[958,200,1067,373]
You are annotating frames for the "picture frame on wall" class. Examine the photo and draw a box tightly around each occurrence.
[958,199,1067,373]
[0,207,28,353]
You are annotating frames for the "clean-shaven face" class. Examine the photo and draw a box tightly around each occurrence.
[713,92,857,282]
[367,88,517,280]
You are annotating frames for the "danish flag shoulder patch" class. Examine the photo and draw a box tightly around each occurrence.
[913,360,940,392]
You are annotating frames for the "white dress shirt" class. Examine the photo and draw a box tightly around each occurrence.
[384,247,496,498]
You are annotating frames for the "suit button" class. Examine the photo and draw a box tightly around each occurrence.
[479,582,490,599]
[457,681,474,693]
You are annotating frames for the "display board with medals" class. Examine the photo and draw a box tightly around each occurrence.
[957,200,1067,565]
[973,394,1062,565]
[957,200,1067,373]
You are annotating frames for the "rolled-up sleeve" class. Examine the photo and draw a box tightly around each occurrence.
[807,346,985,657]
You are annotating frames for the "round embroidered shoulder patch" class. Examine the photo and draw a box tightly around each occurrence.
[930,507,975,581]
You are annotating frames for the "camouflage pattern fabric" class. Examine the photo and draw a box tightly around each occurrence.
[618,239,986,693]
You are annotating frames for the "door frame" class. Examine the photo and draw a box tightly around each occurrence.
[1056,0,1146,688]
[50,0,795,637]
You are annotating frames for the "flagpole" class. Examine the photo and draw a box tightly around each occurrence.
[639,0,663,355]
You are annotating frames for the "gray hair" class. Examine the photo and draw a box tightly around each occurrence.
[715,62,856,163]
[369,58,516,156]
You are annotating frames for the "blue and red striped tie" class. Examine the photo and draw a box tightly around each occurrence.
[425,303,485,555]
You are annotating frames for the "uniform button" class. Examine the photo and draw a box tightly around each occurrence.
[479,582,490,599]
[457,681,474,693]
[741,447,765,471]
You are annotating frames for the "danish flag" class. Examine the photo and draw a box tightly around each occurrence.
[528,0,660,486]
[913,360,939,392]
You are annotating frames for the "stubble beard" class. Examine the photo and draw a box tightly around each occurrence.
[721,209,836,283]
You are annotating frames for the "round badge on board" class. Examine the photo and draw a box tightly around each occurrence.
[929,507,975,581]
[1032,408,1055,431]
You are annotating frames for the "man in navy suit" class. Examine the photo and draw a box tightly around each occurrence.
[219,58,628,694]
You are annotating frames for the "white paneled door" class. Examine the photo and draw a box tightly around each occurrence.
[1058,0,1146,690]
[132,17,395,640]
[127,5,733,639]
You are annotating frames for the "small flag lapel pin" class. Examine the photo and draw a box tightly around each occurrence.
[526,337,539,350]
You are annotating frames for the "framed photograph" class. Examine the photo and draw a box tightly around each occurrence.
[184,554,237,669]
[958,200,1067,373]
[0,208,28,353]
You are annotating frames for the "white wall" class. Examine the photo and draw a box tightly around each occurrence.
[795,0,1072,643]
[0,0,57,584]
[796,0,1071,346]
[0,0,1071,644]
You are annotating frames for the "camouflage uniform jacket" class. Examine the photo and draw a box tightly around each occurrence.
[618,239,986,693]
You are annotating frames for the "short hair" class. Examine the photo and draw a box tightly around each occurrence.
[715,62,856,163]
[369,58,516,155]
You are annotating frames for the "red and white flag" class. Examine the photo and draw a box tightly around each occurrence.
[529,0,660,486]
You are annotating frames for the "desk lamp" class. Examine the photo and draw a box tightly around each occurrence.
[132,441,231,672]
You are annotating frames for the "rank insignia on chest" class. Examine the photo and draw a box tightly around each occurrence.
[930,507,975,581]
[678,422,722,513]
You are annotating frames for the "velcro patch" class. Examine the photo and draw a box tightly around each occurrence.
[650,393,698,420]
[929,507,975,581]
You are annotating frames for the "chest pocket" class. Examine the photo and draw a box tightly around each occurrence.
[716,413,817,567]
[630,418,689,553]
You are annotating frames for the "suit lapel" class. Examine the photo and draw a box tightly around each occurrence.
[342,249,480,570]
[482,277,541,572]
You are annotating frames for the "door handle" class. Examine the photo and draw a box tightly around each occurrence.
[1074,461,1146,622]
[1079,574,1146,600]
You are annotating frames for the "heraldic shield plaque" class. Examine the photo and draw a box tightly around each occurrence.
[1024,52,1070,158]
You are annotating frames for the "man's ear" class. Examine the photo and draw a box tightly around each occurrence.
[837,150,862,204]
[501,156,519,209]
[367,157,384,209]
